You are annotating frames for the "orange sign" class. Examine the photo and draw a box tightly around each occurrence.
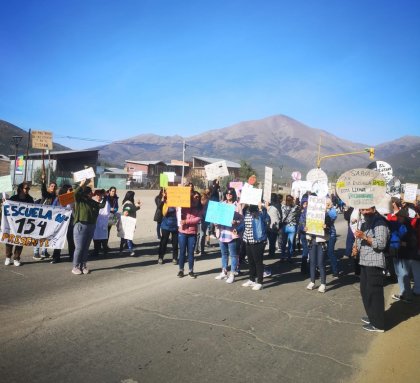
[58,192,75,207]
[166,186,191,207]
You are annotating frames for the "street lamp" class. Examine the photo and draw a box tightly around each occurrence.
[12,135,23,189]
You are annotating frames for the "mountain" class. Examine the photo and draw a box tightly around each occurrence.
[94,115,381,175]
[0,120,70,155]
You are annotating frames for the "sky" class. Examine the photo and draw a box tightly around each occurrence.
[1,0,419,150]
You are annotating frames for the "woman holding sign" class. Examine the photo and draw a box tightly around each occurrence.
[177,191,202,278]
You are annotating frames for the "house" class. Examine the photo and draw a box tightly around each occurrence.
[191,156,241,182]
[96,167,128,190]
[0,154,9,177]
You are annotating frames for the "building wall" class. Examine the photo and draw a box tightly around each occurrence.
[126,163,148,176]
[0,158,10,176]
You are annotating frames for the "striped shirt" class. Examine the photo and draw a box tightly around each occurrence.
[243,212,257,244]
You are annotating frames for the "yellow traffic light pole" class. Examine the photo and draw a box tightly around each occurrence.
[317,141,374,168]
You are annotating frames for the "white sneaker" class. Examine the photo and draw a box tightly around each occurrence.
[318,284,326,293]
[306,282,315,290]
[263,269,272,278]
[13,259,21,267]
[242,280,256,287]
[5,257,11,266]
[252,283,263,291]
[215,272,228,280]
[226,273,235,284]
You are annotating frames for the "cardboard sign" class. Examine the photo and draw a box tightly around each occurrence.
[32,130,53,150]
[117,216,137,241]
[263,166,273,203]
[73,167,96,182]
[239,186,262,205]
[204,161,229,180]
[166,186,191,207]
[58,191,75,207]
[367,161,393,183]
[306,196,326,236]
[160,173,169,188]
[403,183,418,203]
[0,175,13,193]
[205,201,236,227]
[0,201,71,249]
[336,168,386,208]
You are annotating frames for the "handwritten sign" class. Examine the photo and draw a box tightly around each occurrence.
[117,216,137,241]
[166,186,191,207]
[229,181,243,190]
[0,201,71,249]
[403,183,418,203]
[205,201,235,227]
[367,161,393,183]
[0,175,13,193]
[73,167,96,182]
[306,196,326,236]
[32,130,53,150]
[263,166,273,203]
[306,168,328,184]
[239,186,262,205]
[160,173,169,188]
[204,161,229,180]
[336,168,386,208]
[291,180,312,200]
[58,192,75,207]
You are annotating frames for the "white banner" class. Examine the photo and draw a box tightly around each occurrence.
[204,161,229,180]
[263,166,273,203]
[0,201,72,249]
[117,216,137,241]
[73,167,96,182]
[239,187,262,205]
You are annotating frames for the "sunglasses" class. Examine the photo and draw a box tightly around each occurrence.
[23,187,30,191]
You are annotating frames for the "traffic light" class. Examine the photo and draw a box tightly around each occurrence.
[365,147,375,160]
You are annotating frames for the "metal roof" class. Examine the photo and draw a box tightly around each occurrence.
[125,160,166,165]
[193,156,241,168]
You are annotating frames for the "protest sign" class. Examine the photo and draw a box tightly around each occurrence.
[163,172,176,183]
[311,180,329,197]
[58,192,75,207]
[32,130,53,150]
[291,180,312,200]
[306,168,328,184]
[387,176,401,196]
[160,173,169,188]
[375,193,393,216]
[229,181,243,190]
[204,161,229,180]
[403,183,418,203]
[0,201,71,249]
[117,216,137,241]
[166,186,191,207]
[0,175,13,193]
[239,186,262,205]
[205,201,235,227]
[367,161,393,183]
[306,196,327,236]
[291,171,302,181]
[73,167,96,182]
[263,166,273,203]
[15,155,24,175]
[336,168,386,208]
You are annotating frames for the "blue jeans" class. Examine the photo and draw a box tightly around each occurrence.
[281,225,296,259]
[300,232,309,261]
[309,241,326,285]
[178,233,197,272]
[73,222,95,267]
[327,233,340,274]
[345,226,355,257]
[393,258,417,298]
[219,239,238,272]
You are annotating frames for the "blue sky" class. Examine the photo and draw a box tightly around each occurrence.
[1,0,419,149]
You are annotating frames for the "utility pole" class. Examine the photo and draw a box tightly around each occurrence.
[12,135,23,189]
[24,129,31,182]
[181,140,186,185]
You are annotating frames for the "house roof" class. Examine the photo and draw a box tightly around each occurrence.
[193,156,241,168]
[103,167,127,175]
[125,160,166,166]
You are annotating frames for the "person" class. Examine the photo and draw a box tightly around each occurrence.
[214,188,243,284]
[298,195,309,274]
[306,205,332,293]
[195,193,210,256]
[119,191,142,256]
[4,182,34,266]
[266,193,281,258]
[72,179,106,275]
[177,191,202,278]
[154,188,164,240]
[326,198,341,277]
[281,195,299,262]
[157,190,179,264]
[241,202,270,291]
[92,189,111,257]
[106,186,119,248]
[50,185,75,264]
[353,206,390,332]
[389,208,419,303]
[33,174,57,260]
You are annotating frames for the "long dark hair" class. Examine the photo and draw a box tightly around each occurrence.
[224,188,237,202]
[122,191,135,204]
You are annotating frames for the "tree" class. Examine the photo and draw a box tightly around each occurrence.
[239,160,257,181]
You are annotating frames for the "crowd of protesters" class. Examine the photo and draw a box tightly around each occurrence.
[2,176,420,333]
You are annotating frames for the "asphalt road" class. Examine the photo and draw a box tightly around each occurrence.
[0,194,393,383]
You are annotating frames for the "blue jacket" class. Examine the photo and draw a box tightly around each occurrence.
[160,207,178,232]
[239,208,270,242]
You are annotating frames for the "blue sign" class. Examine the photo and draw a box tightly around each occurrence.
[205,201,235,227]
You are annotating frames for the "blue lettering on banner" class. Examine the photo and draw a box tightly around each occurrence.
[7,205,53,220]
[55,214,69,223]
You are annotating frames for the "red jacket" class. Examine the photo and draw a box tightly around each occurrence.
[178,207,202,235]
